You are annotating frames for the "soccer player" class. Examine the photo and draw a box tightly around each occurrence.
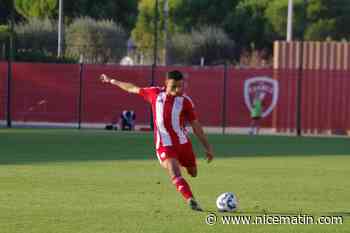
[100,70,214,211]
[249,91,263,135]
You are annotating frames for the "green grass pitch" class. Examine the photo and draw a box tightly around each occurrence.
[0,129,349,233]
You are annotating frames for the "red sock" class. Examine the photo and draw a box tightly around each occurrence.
[172,176,193,201]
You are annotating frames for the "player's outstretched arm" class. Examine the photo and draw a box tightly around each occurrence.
[100,74,140,94]
[190,120,214,163]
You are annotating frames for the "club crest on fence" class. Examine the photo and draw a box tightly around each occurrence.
[244,77,279,118]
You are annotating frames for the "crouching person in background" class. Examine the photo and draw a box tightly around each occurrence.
[119,110,136,131]
[105,110,136,131]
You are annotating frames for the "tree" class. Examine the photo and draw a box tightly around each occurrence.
[139,0,274,62]
[169,26,235,65]
[305,0,350,40]
[0,0,11,24]
[14,0,57,19]
[224,0,274,57]
[132,0,181,64]
[265,0,306,40]
[65,17,127,64]
[15,17,57,53]
[265,0,350,41]
[173,0,238,32]
[132,0,240,63]
[304,19,336,40]
[63,0,138,32]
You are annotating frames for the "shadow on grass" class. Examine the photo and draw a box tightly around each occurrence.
[0,129,349,165]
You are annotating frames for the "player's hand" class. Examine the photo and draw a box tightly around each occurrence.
[205,149,214,163]
[100,74,112,83]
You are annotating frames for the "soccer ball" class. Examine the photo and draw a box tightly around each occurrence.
[216,192,238,212]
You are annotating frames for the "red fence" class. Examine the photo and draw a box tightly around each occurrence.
[10,63,79,123]
[0,63,7,122]
[0,62,349,134]
[81,65,152,124]
[273,69,350,134]
[273,41,350,134]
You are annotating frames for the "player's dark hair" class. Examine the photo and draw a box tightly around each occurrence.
[166,70,183,81]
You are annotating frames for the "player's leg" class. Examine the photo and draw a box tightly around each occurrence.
[161,157,201,211]
[250,118,258,135]
[162,158,193,200]
[249,118,255,135]
[178,142,197,178]
[255,118,260,135]
[162,157,181,177]
[176,143,202,211]
[156,147,202,211]
[185,166,197,177]
[181,145,198,177]
[126,122,132,131]
[121,119,126,130]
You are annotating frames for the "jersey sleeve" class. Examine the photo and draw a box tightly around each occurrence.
[138,87,160,103]
[183,96,198,122]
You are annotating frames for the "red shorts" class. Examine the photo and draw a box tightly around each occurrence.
[156,142,197,168]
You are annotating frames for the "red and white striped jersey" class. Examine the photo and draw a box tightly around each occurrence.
[139,87,197,149]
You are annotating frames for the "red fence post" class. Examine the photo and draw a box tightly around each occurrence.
[222,63,228,134]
